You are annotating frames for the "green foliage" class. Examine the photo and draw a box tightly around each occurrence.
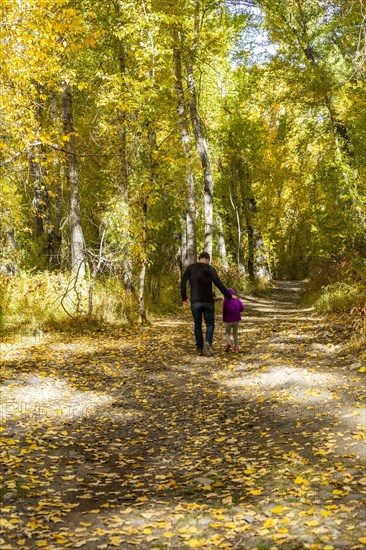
[1,0,366,323]
[314,282,362,313]
[147,271,181,315]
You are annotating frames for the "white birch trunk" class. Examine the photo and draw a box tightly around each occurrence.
[186,63,213,258]
[172,27,197,268]
[61,82,86,279]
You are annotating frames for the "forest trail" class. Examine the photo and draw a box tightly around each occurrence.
[1,282,365,550]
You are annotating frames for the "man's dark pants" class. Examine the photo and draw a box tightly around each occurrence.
[191,302,215,351]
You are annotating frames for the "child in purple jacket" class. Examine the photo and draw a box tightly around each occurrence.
[223,288,245,352]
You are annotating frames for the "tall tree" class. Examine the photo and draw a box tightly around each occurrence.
[61,82,87,278]
[172,26,197,268]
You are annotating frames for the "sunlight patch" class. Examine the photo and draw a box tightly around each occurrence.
[0,375,113,424]
[221,365,336,396]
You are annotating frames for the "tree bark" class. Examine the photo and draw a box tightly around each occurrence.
[230,160,246,274]
[30,151,46,239]
[186,60,214,257]
[184,0,214,257]
[113,3,134,289]
[61,82,86,278]
[138,201,148,325]
[50,92,63,269]
[30,87,53,264]
[172,27,197,268]
[217,214,228,268]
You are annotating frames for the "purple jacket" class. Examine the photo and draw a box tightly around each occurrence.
[223,288,245,323]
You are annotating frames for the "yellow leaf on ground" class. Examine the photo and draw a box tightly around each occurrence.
[187,540,204,548]
[263,518,278,528]
[270,505,283,514]
[109,536,125,546]
[247,488,262,495]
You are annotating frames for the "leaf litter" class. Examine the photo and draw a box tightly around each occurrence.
[0,282,365,549]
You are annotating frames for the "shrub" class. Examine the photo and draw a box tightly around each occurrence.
[314,282,361,313]
[0,272,73,329]
[91,278,140,325]
[219,266,247,293]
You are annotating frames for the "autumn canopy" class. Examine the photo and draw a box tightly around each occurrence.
[1,0,366,323]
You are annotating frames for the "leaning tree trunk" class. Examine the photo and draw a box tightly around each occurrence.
[116,28,134,290]
[287,5,366,229]
[184,0,213,257]
[172,27,197,268]
[186,60,213,257]
[61,82,86,279]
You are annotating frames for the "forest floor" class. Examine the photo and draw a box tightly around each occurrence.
[1,282,366,550]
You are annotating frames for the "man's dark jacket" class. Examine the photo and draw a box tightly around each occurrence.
[181,262,232,303]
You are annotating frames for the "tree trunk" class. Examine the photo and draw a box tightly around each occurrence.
[30,87,53,264]
[254,234,271,281]
[172,27,197,268]
[217,214,228,268]
[29,150,45,239]
[184,0,213,257]
[61,82,86,278]
[50,92,63,270]
[186,61,213,257]
[138,201,148,325]
[138,124,157,325]
[246,221,255,280]
[230,160,246,274]
[0,229,17,275]
[116,27,134,290]
[179,214,188,272]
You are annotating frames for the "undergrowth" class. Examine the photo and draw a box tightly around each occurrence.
[0,270,184,335]
[313,282,361,313]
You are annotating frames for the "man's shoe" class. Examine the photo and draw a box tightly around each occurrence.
[225,342,231,353]
[197,349,203,356]
[203,341,213,357]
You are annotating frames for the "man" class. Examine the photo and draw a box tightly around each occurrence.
[181,252,237,356]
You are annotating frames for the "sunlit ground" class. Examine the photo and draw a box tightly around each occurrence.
[1,285,365,549]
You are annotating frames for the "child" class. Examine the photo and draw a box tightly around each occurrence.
[223,288,245,352]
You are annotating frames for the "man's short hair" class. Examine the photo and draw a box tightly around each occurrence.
[199,252,210,261]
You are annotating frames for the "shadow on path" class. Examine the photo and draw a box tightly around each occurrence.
[0,281,365,549]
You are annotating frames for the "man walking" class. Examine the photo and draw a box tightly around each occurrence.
[181,252,236,356]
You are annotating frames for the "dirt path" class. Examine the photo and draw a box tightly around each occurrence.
[1,282,365,549]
